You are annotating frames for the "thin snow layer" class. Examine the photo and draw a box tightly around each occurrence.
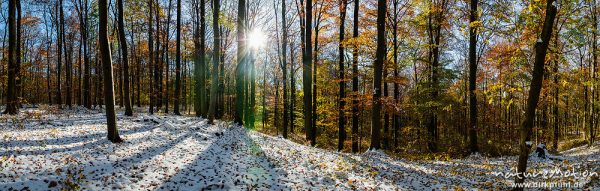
[1,108,599,190]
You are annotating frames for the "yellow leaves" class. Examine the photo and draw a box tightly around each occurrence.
[469,21,483,28]
[442,104,452,112]
[563,159,570,165]
[453,185,466,191]
[370,170,379,177]
[49,128,60,137]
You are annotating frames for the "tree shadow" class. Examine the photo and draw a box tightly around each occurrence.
[1,121,159,153]
[154,126,290,190]
[1,116,211,190]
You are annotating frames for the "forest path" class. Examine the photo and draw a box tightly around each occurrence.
[1,107,599,190]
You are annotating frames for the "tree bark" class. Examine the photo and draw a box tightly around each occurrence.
[194,0,207,117]
[304,0,315,146]
[3,0,17,114]
[351,0,359,153]
[468,0,479,153]
[282,0,289,138]
[392,0,400,151]
[338,0,347,152]
[514,0,557,187]
[174,0,182,115]
[371,0,386,150]
[235,0,246,125]
[56,0,64,106]
[148,0,155,114]
[208,0,221,124]
[117,0,133,116]
[99,0,123,143]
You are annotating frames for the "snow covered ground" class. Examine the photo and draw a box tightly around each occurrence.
[1,107,599,190]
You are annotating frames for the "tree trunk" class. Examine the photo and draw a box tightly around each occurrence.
[514,0,556,187]
[194,0,207,117]
[282,0,289,138]
[56,0,63,106]
[351,0,359,153]
[590,0,598,146]
[99,0,123,143]
[392,0,400,151]
[235,0,246,125]
[3,0,17,114]
[76,0,91,109]
[148,0,154,114]
[304,0,315,146]
[468,0,479,153]
[117,0,132,116]
[174,0,182,115]
[371,0,386,150]
[338,0,347,152]
[208,0,221,124]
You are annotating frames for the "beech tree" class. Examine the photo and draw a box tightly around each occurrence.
[370,0,386,150]
[338,0,347,151]
[208,0,221,124]
[468,0,479,153]
[117,0,132,116]
[351,0,359,153]
[99,0,123,143]
[515,0,557,187]
[174,0,181,115]
[3,0,18,115]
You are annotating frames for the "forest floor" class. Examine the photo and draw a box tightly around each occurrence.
[1,106,599,190]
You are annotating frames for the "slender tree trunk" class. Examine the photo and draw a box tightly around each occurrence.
[468,0,479,153]
[78,41,82,105]
[99,0,123,143]
[46,17,52,105]
[194,0,207,117]
[392,0,400,151]
[154,0,161,112]
[590,0,598,146]
[218,35,225,118]
[371,0,386,150]
[3,0,17,114]
[174,0,182,115]
[148,0,155,114]
[290,41,296,134]
[514,0,556,187]
[235,0,246,125]
[426,0,445,152]
[338,0,347,152]
[163,0,172,114]
[77,0,91,109]
[263,56,267,129]
[208,0,221,124]
[117,0,132,116]
[250,50,256,128]
[304,0,315,146]
[553,55,559,151]
[351,0,359,153]
[15,0,21,108]
[282,0,289,138]
[56,0,63,106]
[65,33,72,109]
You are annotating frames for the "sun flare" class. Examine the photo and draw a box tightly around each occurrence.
[248,29,266,49]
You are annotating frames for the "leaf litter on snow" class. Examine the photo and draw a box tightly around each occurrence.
[1,107,599,190]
